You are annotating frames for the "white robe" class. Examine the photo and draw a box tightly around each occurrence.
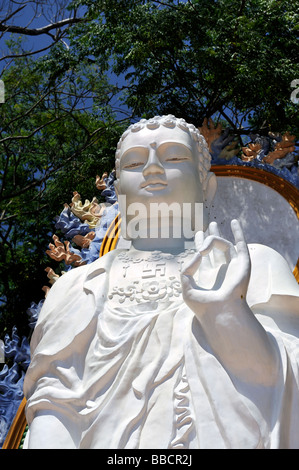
[23,244,299,448]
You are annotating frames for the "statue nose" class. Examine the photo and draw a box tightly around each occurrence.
[142,149,165,176]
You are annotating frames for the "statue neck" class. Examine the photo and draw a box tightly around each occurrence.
[131,236,191,254]
[122,215,197,253]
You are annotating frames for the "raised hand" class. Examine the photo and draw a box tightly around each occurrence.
[181,219,279,385]
[181,219,251,316]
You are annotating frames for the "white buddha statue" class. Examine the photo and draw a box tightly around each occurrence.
[23,115,299,449]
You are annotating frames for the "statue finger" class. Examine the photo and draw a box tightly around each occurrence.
[195,230,211,268]
[181,252,202,278]
[195,230,205,251]
[231,219,245,243]
[231,220,251,277]
[231,220,250,256]
[199,234,236,263]
[208,221,227,266]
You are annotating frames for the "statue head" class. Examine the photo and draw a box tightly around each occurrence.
[114,115,217,244]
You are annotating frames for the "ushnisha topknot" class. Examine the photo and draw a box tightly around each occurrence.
[115,115,211,189]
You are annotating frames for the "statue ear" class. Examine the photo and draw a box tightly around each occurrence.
[204,171,217,207]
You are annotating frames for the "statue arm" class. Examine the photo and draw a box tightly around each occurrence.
[24,263,96,449]
[181,220,280,386]
[25,411,77,449]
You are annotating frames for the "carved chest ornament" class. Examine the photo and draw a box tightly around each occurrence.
[108,249,195,304]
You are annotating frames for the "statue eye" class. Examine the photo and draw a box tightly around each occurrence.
[124,161,144,169]
[165,156,190,162]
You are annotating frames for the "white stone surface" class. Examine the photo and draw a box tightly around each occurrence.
[24,116,299,449]
[210,177,299,270]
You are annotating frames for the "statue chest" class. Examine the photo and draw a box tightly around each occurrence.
[107,249,195,305]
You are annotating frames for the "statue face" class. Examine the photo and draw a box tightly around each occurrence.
[116,125,203,207]
[115,125,206,240]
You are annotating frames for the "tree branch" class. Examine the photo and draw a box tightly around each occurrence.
[238,0,247,17]
[0,16,84,36]
[0,117,60,145]
[0,5,27,26]
[0,204,49,223]
[0,43,53,61]
[153,0,182,10]
[0,122,112,203]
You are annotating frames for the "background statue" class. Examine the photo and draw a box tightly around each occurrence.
[23,115,299,449]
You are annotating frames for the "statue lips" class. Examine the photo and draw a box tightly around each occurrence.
[141,179,168,191]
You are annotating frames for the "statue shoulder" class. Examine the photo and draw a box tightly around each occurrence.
[44,249,118,299]
[28,251,121,360]
[247,243,299,306]
[34,250,119,329]
[41,263,90,306]
[28,263,100,360]
[248,243,290,266]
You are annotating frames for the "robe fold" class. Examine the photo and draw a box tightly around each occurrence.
[24,244,299,448]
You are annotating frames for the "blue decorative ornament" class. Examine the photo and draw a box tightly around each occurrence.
[26,301,45,330]
[210,132,299,189]
[0,328,31,447]
[54,206,91,239]
[100,171,118,205]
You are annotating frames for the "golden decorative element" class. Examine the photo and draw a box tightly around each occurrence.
[46,234,85,267]
[95,172,108,191]
[1,397,27,449]
[99,213,121,257]
[198,118,222,151]
[44,266,60,285]
[218,141,239,160]
[72,231,96,248]
[42,267,62,297]
[42,285,51,297]
[241,143,262,162]
[198,117,239,160]
[294,259,299,283]
[70,191,107,228]
[263,132,296,165]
